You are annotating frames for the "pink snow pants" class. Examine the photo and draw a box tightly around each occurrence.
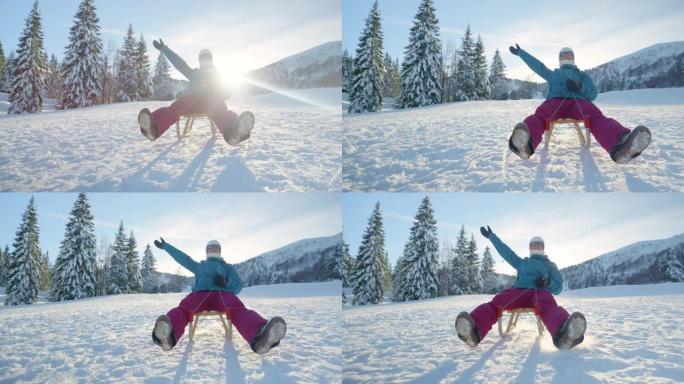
[470,288,569,340]
[167,291,267,343]
[524,98,630,152]
[152,95,238,137]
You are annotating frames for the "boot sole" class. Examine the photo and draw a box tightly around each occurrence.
[511,124,532,159]
[153,316,174,351]
[225,112,255,146]
[455,317,478,347]
[614,127,651,164]
[254,317,287,355]
[557,314,586,349]
[138,110,156,141]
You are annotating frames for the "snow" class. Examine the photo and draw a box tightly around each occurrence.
[597,41,684,75]
[0,281,341,383]
[343,88,684,192]
[0,87,341,192]
[590,233,684,270]
[343,283,684,383]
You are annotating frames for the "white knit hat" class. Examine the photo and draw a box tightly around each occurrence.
[529,236,545,255]
[559,47,575,66]
[206,239,221,259]
[199,49,213,66]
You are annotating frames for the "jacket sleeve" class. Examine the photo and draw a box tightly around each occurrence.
[161,45,193,80]
[580,72,598,101]
[547,261,563,295]
[226,264,243,294]
[163,243,199,274]
[518,49,553,81]
[489,233,522,270]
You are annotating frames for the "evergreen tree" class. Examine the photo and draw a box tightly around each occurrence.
[489,49,509,100]
[391,252,407,301]
[45,55,63,99]
[0,41,5,85]
[0,246,5,286]
[125,231,142,293]
[450,226,470,294]
[382,53,400,99]
[0,52,16,93]
[396,196,440,301]
[135,35,152,100]
[473,35,490,100]
[49,193,97,301]
[61,0,102,109]
[398,0,442,108]
[152,52,174,100]
[8,1,47,114]
[466,234,483,293]
[37,250,50,291]
[452,25,475,101]
[342,49,354,95]
[0,245,9,286]
[5,197,42,305]
[140,244,159,293]
[116,25,139,102]
[480,246,496,293]
[340,238,355,288]
[352,202,388,305]
[107,222,128,294]
[348,1,384,113]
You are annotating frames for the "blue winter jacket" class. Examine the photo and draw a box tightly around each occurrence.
[518,49,598,101]
[160,46,222,97]
[488,234,563,295]
[163,243,242,294]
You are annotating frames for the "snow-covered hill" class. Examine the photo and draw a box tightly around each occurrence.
[343,282,684,383]
[586,41,684,91]
[343,87,684,192]
[561,233,684,290]
[0,88,341,192]
[247,41,342,92]
[236,233,341,286]
[0,281,341,383]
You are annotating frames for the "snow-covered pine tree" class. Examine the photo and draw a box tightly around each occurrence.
[8,1,47,114]
[5,197,42,305]
[0,52,15,93]
[391,253,407,301]
[437,242,452,296]
[452,25,475,102]
[397,196,440,301]
[480,246,496,293]
[0,245,9,286]
[382,53,400,99]
[37,250,50,291]
[340,237,355,288]
[342,49,354,96]
[125,231,142,293]
[140,244,159,293]
[116,25,139,102]
[152,52,174,100]
[0,246,5,287]
[45,55,63,99]
[473,35,490,100]
[489,49,509,100]
[49,193,97,301]
[0,41,5,84]
[107,222,128,294]
[61,0,102,109]
[352,202,388,305]
[450,226,469,295]
[135,35,152,101]
[398,0,442,108]
[348,1,384,113]
[466,234,483,293]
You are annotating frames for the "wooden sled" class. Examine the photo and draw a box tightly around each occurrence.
[189,310,232,341]
[176,113,217,139]
[497,304,544,337]
[545,118,591,148]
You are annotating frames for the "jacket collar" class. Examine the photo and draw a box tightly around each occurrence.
[530,253,549,261]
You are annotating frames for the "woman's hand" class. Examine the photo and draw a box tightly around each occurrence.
[154,237,166,249]
[152,38,165,51]
[509,44,521,56]
[480,225,493,239]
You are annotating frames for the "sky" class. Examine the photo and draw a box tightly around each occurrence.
[342,193,684,275]
[0,0,340,82]
[343,0,684,81]
[0,193,341,276]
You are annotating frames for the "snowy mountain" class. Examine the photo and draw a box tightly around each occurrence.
[561,233,684,290]
[586,41,684,92]
[235,233,342,286]
[246,41,342,92]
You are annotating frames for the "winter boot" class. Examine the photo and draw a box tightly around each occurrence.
[250,316,287,355]
[138,108,159,141]
[610,126,651,164]
[223,111,255,146]
[455,311,481,347]
[509,122,534,159]
[152,315,177,351]
[553,312,586,350]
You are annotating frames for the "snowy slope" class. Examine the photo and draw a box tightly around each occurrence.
[343,88,684,192]
[0,88,341,192]
[236,233,341,286]
[0,281,341,383]
[247,41,342,91]
[343,283,684,383]
[561,233,684,289]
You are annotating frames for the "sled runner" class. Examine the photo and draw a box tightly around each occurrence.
[176,113,218,139]
[496,304,544,337]
[545,118,591,149]
[189,310,232,340]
